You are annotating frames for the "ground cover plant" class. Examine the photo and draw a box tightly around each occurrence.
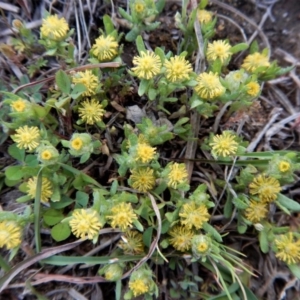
[0,0,300,299]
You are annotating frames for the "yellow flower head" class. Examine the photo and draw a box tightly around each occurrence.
[129,278,149,297]
[40,14,69,41]
[249,174,281,203]
[132,51,161,80]
[27,177,53,203]
[118,230,144,254]
[278,161,291,173]
[206,40,232,63]
[91,35,118,61]
[194,71,225,99]
[37,145,59,165]
[70,137,83,151]
[10,98,27,112]
[0,221,22,249]
[130,167,156,192]
[12,126,40,151]
[192,235,211,258]
[275,232,300,265]
[246,81,260,97]
[210,131,238,157]
[179,201,210,230]
[134,1,145,13]
[167,163,188,189]
[164,56,193,82]
[72,70,98,96]
[169,225,194,252]
[245,200,268,223]
[78,99,105,125]
[107,202,137,231]
[41,150,52,160]
[69,209,103,240]
[135,143,156,163]
[197,9,213,24]
[104,263,124,281]
[242,52,270,73]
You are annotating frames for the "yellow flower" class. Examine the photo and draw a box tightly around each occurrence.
[91,35,118,61]
[197,9,213,24]
[179,202,210,230]
[278,161,291,173]
[245,200,268,223]
[134,2,145,13]
[246,81,260,96]
[40,150,52,160]
[169,225,194,252]
[167,163,188,188]
[118,230,144,254]
[40,14,69,41]
[78,99,105,125]
[71,137,83,151]
[194,71,225,99]
[129,278,149,297]
[10,98,27,112]
[275,233,300,265]
[104,264,124,281]
[69,209,102,240]
[241,52,270,73]
[135,143,156,163]
[249,174,281,203]
[107,202,137,231]
[130,167,156,192]
[27,177,53,203]
[210,131,238,157]
[72,70,98,96]
[164,56,193,82]
[0,221,22,249]
[12,126,40,151]
[206,40,232,63]
[192,235,211,258]
[132,51,161,80]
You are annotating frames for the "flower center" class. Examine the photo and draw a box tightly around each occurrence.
[71,138,83,150]
[41,150,52,160]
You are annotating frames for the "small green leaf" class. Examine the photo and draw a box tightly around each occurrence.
[143,227,153,247]
[230,43,249,54]
[55,70,71,94]
[51,223,71,242]
[148,88,157,100]
[288,264,300,279]
[136,35,146,54]
[75,191,89,208]
[71,83,87,99]
[259,229,269,253]
[138,79,149,96]
[44,209,64,226]
[103,15,115,35]
[276,193,300,212]
[5,165,24,181]
[8,144,25,161]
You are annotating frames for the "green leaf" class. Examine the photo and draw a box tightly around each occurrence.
[8,144,25,161]
[143,227,153,247]
[199,0,208,9]
[50,196,74,209]
[202,222,222,242]
[75,191,89,208]
[259,229,269,253]
[138,79,149,96]
[51,223,71,242]
[136,35,146,54]
[230,43,249,54]
[276,194,300,212]
[288,264,300,279]
[118,7,133,22]
[44,209,64,226]
[155,0,165,13]
[71,83,87,99]
[55,70,71,94]
[148,88,157,100]
[5,165,24,181]
[103,15,115,35]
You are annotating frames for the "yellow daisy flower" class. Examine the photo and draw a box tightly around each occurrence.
[246,81,260,96]
[104,263,124,281]
[129,278,149,297]
[241,52,270,73]
[0,221,22,249]
[168,225,194,252]
[70,137,83,151]
[12,126,40,151]
[107,202,137,231]
[91,35,118,61]
[72,70,98,96]
[164,56,193,82]
[275,232,300,265]
[78,98,105,125]
[192,234,211,257]
[209,131,238,157]
[167,163,188,188]
[194,71,225,99]
[135,143,156,163]
[278,161,291,173]
[179,201,210,230]
[206,40,232,63]
[130,167,156,192]
[40,14,69,41]
[10,98,27,112]
[197,9,213,24]
[27,176,53,203]
[249,174,281,203]
[134,1,145,13]
[118,230,144,254]
[245,200,268,223]
[132,50,161,80]
[69,209,103,240]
